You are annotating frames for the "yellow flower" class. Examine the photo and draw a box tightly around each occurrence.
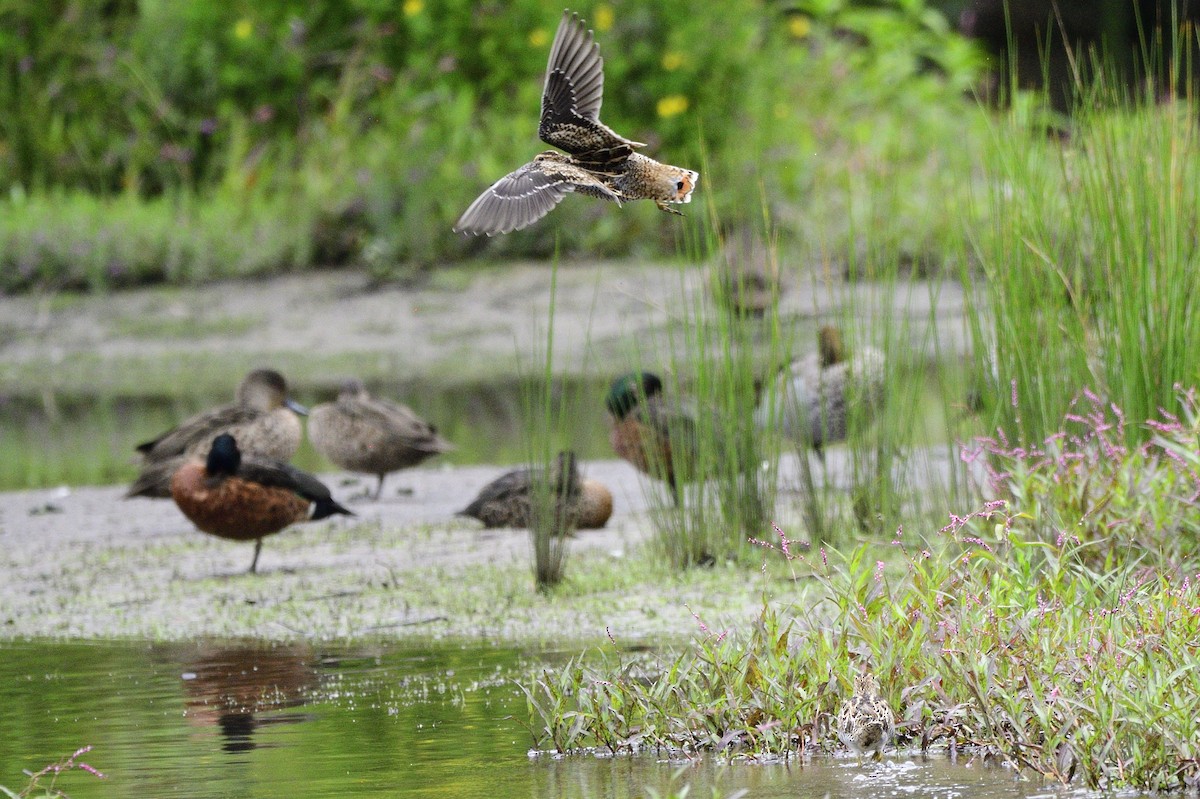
[529,27,548,47]
[661,51,684,71]
[233,18,253,40]
[403,0,423,17]
[656,94,689,119]
[594,4,614,32]
[787,15,812,39]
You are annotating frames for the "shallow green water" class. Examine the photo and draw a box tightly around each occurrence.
[0,377,614,491]
[0,370,961,492]
[0,640,1134,799]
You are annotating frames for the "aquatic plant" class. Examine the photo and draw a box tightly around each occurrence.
[616,218,784,568]
[0,746,104,799]
[964,386,1200,563]
[520,392,1200,791]
[521,257,575,589]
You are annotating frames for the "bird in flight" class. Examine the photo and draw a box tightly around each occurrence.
[454,10,699,236]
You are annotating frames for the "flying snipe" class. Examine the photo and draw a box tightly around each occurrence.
[454,11,699,236]
[836,671,895,761]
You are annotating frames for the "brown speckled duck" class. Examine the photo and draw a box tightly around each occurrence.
[171,434,352,574]
[453,11,698,236]
[306,378,454,500]
[126,369,307,499]
[458,451,613,531]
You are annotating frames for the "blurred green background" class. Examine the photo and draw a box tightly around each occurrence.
[0,0,981,290]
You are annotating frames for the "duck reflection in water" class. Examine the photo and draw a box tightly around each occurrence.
[180,644,320,753]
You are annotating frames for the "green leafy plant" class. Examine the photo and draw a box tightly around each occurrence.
[521,389,1200,789]
[964,387,1200,562]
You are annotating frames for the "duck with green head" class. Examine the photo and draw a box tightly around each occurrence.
[605,372,700,505]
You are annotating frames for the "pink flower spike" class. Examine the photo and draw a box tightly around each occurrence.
[684,604,710,635]
[773,523,793,559]
[78,762,105,779]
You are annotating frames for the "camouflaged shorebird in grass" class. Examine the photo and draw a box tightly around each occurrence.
[836,671,896,761]
[454,10,699,236]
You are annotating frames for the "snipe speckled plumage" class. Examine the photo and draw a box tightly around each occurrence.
[170,434,353,574]
[836,671,895,761]
[453,10,699,236]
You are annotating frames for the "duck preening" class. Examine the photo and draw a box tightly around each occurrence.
[170,434,352,574]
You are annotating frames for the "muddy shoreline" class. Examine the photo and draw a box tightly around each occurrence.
[0,262,969,642]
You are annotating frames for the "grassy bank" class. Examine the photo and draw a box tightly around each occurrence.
[521,390,1200,791]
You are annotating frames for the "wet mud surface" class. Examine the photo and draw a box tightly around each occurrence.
[0,260,970,642]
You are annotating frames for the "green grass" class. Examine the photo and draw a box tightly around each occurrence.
[526,541,1200,791]
[519,387,1200,790]
[521,255,574,588]
[964,94,1200,446]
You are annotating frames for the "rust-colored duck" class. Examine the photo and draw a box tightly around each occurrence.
[170,434,352,573]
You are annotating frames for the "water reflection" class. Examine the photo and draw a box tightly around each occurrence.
[0,640,1143,799]
[179,644,318,753]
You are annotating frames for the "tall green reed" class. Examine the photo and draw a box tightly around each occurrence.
[519,254,604,589]
[967,70,1200,446]
[620,210,784,568]
[768,137,970,548]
